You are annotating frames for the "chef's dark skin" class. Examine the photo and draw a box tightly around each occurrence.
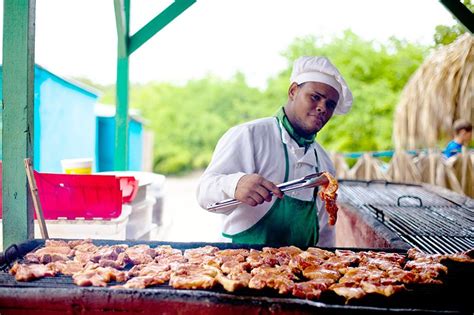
[234,82,340,207]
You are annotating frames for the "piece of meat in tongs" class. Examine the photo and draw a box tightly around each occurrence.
[207,172,339,224]
[318,171,339,225]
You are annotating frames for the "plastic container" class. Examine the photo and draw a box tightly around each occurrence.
[124,197,156,240]
[60,158,93,174]
[149,174,166,225]
[31,171,138,220]
[0,211,128,247]
[33,207,131,240]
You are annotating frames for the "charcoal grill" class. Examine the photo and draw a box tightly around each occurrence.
[338,180,474,254]
[0,239,473,315]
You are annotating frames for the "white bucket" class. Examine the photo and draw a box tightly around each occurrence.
[60,158,93,174]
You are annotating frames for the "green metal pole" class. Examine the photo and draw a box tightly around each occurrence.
[114,0,130,171]
[115,57,129,171]
[2,0,36,249]
[113,0,196,171]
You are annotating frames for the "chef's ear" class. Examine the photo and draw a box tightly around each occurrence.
[288,82,299,101]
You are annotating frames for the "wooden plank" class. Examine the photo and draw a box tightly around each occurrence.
[2,0,36,248]
[24,158,48,239]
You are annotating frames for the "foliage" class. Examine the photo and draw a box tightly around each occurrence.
[434,0,473,46]
[100,31,428,175]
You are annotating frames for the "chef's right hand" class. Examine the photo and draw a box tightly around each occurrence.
[235,174,283,207]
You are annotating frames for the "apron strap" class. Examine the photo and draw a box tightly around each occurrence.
[275,117,289,183]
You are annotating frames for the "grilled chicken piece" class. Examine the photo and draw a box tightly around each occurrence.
[24,242,73,264]
[220,260,250,274]
[303,265,341,281]
[338,266,385,284]
[10,262,57,281]
[123,245,156,265]
[113,275,168,289]
[113,263,172,289]
[215,248,250,259]
[128,263,170,278]
[215,270,251,292]
[51,260,85,275]
[169,263,219,290]
[246,249,279,268]
[248,265,296,295]
[292,278,335,300]
[360,280,405,297]
[289,251,326,274]
[440,250,474,264]
[183,246,219,259]
[72,264,128,287]
[330,282,366,302]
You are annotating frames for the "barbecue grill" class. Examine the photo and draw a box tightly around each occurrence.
[0,239,473,314]
[338,180,474,254]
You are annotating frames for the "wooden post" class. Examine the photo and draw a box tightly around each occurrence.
[2,0,36,249]
[24,159,48,239]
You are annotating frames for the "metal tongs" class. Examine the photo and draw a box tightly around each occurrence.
[206,172,328,212]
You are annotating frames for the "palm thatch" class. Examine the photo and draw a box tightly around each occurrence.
[329,152,350,179]
[413,150,464,195]
[393,33,474,149]
[446,148,473,197]
[347,153,389,181]
[386,150,422,183]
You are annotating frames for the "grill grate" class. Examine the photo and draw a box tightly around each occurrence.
[339,181,474,254]
[338,182,458,207]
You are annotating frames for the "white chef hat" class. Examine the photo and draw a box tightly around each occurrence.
[290,56,353,115]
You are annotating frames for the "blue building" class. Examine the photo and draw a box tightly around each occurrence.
[95,104,144,172]
[0,65,145,172]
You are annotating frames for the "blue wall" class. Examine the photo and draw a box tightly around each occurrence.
[96,116,143,172]
[1,65,144,172]
[35,67,98,172]
[0,65,99,172]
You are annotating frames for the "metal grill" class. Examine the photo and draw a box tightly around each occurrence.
[339,180,474,254]
[0,239,472,314]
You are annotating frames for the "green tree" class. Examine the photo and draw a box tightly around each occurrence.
[266,31,427,154]
[100,31,427,175]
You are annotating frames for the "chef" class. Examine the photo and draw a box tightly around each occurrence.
[197,56,353,248]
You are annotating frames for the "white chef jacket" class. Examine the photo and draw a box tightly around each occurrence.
[196,117,336,247]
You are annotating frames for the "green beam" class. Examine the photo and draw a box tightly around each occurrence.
[115,57,130,171]
[2,0,36,248]
[114,0,195,170]
[114,0,128,58]
[440,0,474,33]
[114,0,130,171]
[128,0,196,55]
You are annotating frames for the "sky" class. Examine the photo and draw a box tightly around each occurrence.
[0,0,456,88]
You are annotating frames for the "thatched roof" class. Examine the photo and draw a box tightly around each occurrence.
[393,33,474,149]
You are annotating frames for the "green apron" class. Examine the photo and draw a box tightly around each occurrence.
[223,118,319,248]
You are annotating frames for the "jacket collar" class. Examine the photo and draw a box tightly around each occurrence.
[278,119,319,168]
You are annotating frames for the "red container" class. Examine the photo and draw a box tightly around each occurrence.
[0,169,138,220]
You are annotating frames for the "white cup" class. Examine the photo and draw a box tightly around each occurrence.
[60,158,93,174]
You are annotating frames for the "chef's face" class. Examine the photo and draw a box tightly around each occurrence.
[285,81,339,136]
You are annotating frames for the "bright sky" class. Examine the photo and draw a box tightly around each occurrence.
[0,0,456,88]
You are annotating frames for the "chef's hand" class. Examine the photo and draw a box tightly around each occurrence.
[235,174,283,207]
